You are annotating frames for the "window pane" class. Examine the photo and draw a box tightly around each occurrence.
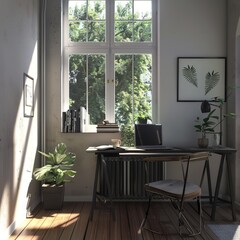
[88,21,105,41]
[115,0,132,20]
[69,1,87,21]
[115,54,152,146]
[69,21,87,42]
[89,0,106,20]
[68,0,106,42]
[133,21,151,42]
[134,0,152,20]
[69,54,87,109]
[114,0,152,42]
[115,21,133,42]
[88,55,105,124]
[69,54,105,124]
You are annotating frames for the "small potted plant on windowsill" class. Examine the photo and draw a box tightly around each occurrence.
[33,143,76,210]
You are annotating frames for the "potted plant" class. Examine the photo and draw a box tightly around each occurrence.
[194,109,218,147]
[137,114,152,124]
[33,143,76,210]
[194,97,236,147]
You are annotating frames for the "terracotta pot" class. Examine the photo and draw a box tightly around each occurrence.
[198,138,209,148]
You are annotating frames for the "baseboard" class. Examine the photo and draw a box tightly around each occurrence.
[3,221,17,240]
[64,195,92,202]
[4,199,40,240]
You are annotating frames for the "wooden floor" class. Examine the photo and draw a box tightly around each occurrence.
[9,201,239,240]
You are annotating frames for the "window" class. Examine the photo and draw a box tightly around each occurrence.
[63,0,157,145]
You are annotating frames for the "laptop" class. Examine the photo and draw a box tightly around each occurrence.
[134,124,172,150]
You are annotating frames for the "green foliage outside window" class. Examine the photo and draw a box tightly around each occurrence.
[68,1,152,146]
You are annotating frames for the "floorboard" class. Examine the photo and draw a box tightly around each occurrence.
[8,201,240,240]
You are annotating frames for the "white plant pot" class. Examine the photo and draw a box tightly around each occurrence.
[213,133,221,146]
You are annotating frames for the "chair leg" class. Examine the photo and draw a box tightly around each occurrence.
[138,195,152,234]
[178,196,202,237]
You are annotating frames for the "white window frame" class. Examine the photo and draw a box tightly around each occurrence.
[62,0,158,131]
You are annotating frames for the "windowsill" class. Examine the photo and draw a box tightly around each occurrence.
[61,124,120,134]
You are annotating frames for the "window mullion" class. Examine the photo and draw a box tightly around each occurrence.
[132,55,135,125]
[86,55,89,123]
[105,0,115,122]
[105,53,115,123]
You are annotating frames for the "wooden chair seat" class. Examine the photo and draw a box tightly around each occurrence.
[145,179,201,200]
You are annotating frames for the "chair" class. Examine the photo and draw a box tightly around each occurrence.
[138,152,210,237]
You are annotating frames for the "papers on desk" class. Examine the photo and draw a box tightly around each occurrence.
[96,145,115,150]
[86,146,145,152]
[86,145,114,151]
[95,145,145,150]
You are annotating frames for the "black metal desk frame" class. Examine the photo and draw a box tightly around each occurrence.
[88,146,236,221]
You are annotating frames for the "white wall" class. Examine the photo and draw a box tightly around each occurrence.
[0,0,41,239]
[45,0,229,200]
[159,0,227,146]
[158,0,228,196]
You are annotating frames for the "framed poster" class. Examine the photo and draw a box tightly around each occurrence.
[24,73,34,117]
[177,57,226,102]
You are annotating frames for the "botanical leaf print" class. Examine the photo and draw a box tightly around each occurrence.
[205,71,220,95]
[182,65,198,87]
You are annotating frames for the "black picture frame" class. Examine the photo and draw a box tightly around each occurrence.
[177,57,226,102]
[23,73,34,117]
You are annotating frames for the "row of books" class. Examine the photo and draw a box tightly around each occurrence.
[62,107,86,133]
[62,109,120,133]
[62,109,80,133]
[96,123,120,133]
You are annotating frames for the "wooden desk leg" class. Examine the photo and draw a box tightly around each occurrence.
[89,154,101,221]
[211,154,225,220]
[226,158,236,221]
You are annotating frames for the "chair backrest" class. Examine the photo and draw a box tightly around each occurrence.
[143,152,209,185]
[180,152,209,179]
[143,154,189,163]
[143,152,209,163]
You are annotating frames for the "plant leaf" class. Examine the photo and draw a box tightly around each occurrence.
[205,71,220,95]
[34,143,77,184]
[33,165,52,181]
[223,113,236,118]
[55,153,67,164]
[182,65,198,87]
[55,143,67,155]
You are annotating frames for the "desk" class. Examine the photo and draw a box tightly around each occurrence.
[87,146,236,221]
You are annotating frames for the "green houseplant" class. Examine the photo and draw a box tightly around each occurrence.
[194,97,236,147]
[194,109,219,147]
[33,143,76,209]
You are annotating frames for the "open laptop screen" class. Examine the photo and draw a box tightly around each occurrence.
[135,124,162,147]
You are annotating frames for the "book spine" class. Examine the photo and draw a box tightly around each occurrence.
[80,107,86,133]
